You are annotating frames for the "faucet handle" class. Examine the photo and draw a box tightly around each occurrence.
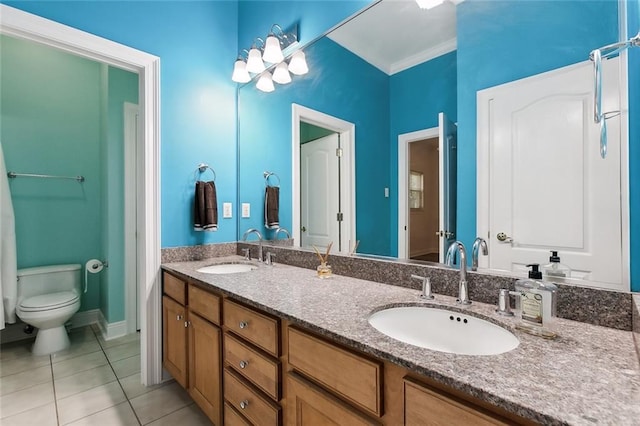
[411,274,434,300]
[496,288,518,316]
[241,248,251,261]
[265,252,276,266]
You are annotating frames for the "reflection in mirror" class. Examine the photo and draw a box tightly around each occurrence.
[238,0,630,291]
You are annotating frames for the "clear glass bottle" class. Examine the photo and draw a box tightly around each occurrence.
[543,250,571,279]
[514,264,558,339]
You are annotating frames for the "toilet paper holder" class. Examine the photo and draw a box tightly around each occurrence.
[84,259,108,293]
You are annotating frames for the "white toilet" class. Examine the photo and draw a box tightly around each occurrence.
[16,264,82,355]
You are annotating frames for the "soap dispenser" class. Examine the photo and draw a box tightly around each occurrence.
[543,251,571,279]
[514,264,558,339]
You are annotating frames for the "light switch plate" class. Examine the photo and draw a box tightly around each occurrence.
[384,187,390,198]
[223,202,232,218]
[242,203,250,218]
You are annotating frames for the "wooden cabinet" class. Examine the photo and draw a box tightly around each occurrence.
[162,295,188,388]
[286,371,379,426]
[162,272,222,425]
[223,299,279,356]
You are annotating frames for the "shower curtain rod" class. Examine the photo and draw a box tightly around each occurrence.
[590,31,640,60]
[7,172,85,182]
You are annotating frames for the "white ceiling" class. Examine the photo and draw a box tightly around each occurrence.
[327,0,458,75]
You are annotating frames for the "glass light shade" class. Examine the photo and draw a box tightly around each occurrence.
[263,35,284,64]
[246,47,266,73]
[272,62,292,84]
[415,0,444,9]
[231,59,251,83]
[288,50,309,75]
[256,72,275,93]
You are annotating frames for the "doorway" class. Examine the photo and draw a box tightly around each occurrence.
[292,104,355,254]
[1,5,162,385]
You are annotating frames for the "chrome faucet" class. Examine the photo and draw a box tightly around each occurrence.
[471,237,488,271]
[445,241,471,305]
[241,228,263,262]
[274,227,291,240]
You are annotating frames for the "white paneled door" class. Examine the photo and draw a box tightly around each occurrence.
[478,58,624,289]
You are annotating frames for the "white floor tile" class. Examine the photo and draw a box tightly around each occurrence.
[111,354,141,379]
[0,339,35,361]
[147,403,211,426]
[0,401,57,426]
[0,351,50,377]
[51,339,102,364]
[130,382,192,425]
[119,373,170,400]
[67,327,98,344]
[104,341,140,363]
[54,364,117,400]
[0,364,52,396]
[98,332,140,349]
[0,382,55,419]
[52,349,108,379]
[57,380,126,425]
[66,401,139,426]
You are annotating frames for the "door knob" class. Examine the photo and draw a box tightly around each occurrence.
[435,230,444,237]
[496,232,513,243]
[301,226,307,232]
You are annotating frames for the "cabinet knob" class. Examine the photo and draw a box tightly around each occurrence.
[239,360,249,369]
[184,321,190,328]
[239,321,248,329]
[239,400,249,409]
[176,314,183,321]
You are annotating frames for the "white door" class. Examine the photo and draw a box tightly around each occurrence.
[300,133,340,251]
[478,58,622,288]
[438,112,457,262]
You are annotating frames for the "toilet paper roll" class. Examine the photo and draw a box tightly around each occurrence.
[84,259,104,293]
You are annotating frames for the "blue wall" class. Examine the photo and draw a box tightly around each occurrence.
[456,0,619,262]
[238,37,390,255]
[5,1,240,248]
[629,0,639,292]
[388,51,458,256]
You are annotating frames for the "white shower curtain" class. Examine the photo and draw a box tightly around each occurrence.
[0,141,17,329]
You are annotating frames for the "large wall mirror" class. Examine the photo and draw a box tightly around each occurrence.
[238,0,631,292]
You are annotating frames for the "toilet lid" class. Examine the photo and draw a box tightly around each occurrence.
[19,291,79,312]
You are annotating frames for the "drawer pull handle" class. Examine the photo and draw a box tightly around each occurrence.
[176,314,183,321]
[240,400,249,409]
[239,360,249,369]
[239,321,248,329]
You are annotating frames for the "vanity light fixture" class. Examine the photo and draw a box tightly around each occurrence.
[231,51,251,83]
[288,50,309,76]
[272,62,292,84]
[416,0,445,9]
[246,39,266,74]
[256,71,275,92]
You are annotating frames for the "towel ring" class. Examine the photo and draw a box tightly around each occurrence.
[196,163,216,182]
[264,171,280,187]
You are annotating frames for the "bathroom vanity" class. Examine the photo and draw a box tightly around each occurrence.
[161,256,640,425]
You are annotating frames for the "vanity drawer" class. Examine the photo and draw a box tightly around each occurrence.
[224,333,280,400]
[223,299,279,356]
[404,377,511,426]
[188,284,220,325]
[163,272,186,305]
[287,327,383,417]
[224,368,280,426]
[224,402,252,426]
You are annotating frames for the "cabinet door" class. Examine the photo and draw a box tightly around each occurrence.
[162,296,188,388]
[189,312,222,425]
[286,372,378,426]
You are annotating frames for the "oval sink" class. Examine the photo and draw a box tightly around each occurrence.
[368,306,519,356]
[196,263,257,274]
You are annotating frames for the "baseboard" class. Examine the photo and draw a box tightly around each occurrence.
[97,310,128,341]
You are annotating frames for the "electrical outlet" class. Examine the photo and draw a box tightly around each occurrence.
[223,202,232,218]
[242,203,250,218]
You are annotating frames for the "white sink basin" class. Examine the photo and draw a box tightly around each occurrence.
[196,263,256,274]
[368,306,519,356]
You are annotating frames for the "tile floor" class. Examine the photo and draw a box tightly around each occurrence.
[0,326,211,425]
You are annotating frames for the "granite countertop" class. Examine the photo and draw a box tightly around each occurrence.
[162,256,640,425]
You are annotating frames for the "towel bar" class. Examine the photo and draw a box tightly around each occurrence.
[7,171,85,182]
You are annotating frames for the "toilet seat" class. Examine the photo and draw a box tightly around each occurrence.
[19,291,79,312]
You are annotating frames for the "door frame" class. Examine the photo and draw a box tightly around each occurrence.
[292,104,355,254]
[124,102,139,334]
[1,5,163,385]
[397,127,439,259]
[476,59,629,290]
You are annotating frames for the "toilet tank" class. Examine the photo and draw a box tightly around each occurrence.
[17,264,82,300]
